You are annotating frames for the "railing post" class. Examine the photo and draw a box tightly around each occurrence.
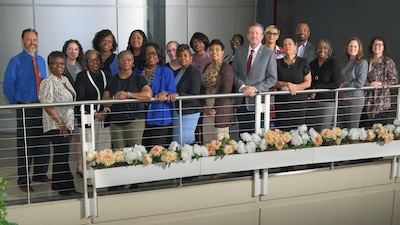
[178,99,183,145]
[255,95,262,135]
[81,104,97,218]
[334,90,339,127]
[263,94,271,132]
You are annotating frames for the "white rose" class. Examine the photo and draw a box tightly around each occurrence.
[237,140,247,154]
[251,133,262,145]
[168,141,180,151]
[298,124,308,133]
[245,141,257,153]
[291,134,304,147]
[240,132,252,142]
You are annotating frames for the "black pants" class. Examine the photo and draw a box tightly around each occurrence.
[360,109,391,129]
[45,130,75,192]
[16,108,50,186]
[143,124,171,150]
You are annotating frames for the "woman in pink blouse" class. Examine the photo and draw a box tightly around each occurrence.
[361,36,398,128]
[190,32,212,73]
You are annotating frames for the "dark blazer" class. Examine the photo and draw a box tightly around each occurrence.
[302,41,316,64]
[175,64,201,115]
[232,45,277,111]
[201,61,235,128]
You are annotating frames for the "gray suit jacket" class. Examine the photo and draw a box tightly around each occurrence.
[342,59,368,97]
[232,45,277,111]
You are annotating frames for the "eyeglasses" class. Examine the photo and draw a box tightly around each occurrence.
[372,43,384,47]
[266,31,279,36]
[146,52,158,57]
[88,59,100,63]
[119,58,133,62]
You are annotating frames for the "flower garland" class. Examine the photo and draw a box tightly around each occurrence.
[86,120,400,168]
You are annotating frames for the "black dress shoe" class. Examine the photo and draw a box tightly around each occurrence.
[59,190,81,196]
[20,185,34,192]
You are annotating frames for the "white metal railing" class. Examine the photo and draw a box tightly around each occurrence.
[0,85,399,210]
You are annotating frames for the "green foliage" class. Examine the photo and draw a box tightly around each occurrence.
[0,178,18,225]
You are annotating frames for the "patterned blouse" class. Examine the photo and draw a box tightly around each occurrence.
[364,55,398,118]
[39,74,76,133]
[202,60,222,95]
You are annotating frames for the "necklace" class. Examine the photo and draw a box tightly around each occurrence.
[284,55,297,69]
[145,66,156,72]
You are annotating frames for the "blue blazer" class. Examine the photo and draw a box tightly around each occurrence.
[135,65,177,126]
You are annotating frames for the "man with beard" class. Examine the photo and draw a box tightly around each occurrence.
[3,28,51,192]
[296,22,315,64]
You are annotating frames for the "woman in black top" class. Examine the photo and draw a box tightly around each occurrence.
[274,38,311,131]
[102,50,152,148]
[307,39,341,131]
[75,50,112,151]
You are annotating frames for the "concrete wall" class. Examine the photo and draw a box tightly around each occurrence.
[7,162,400,225]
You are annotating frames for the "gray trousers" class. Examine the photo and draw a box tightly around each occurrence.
[338,97,365,129]
[306,101,335,132]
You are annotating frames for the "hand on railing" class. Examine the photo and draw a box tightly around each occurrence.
[241,85,257,97]
[203,106,216,116]
[309,93,316,100]
[167,93,179,102]
[370,81,384,89]
[155,91,168,102]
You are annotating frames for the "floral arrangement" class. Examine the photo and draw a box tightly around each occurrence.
[86,121,400,168]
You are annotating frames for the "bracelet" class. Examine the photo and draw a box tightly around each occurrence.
[112,95,115,100]
[57,120,64,126]
[127,92,131,99]
[103,107,111,113]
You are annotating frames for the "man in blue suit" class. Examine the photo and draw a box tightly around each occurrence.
[232,23,277,134]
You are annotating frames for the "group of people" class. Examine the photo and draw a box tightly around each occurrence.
[273,23,398,132]
[3,22,398,195]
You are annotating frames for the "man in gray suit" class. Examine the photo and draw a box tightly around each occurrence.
[232,23,277,133]
[296,22,315,64]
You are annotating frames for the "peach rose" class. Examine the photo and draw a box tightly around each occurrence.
[384,133,394,143]
[365,129,376,141]
[210,140,222,150]
[313,134,323,147]
[223,144,234,155]
[205,143,216,156]
[274,137,285,150]
[161,151,178,163]
[142,154,153,165]
[332,127,342,137]
[99,149,115,167]
[150,145,165,157]
[228,139,238,150]
[377,128,389,139]
[282,132,292,143]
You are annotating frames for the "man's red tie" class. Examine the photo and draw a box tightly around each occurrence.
[32,57,41,93]
[247,49,254,74]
